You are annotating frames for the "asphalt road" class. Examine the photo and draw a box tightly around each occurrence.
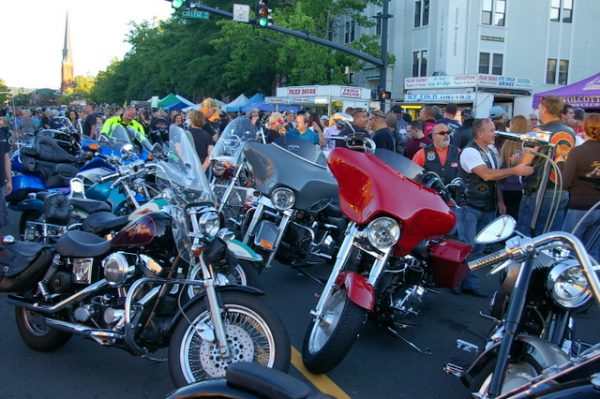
[0,209,598,398]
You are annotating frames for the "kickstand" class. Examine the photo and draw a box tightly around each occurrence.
[292,266,326,286]
[387,327,432,355]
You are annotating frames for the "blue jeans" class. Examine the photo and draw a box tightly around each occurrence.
[456,206,497,290]
[517,190,569,237]
[562,208,600,262]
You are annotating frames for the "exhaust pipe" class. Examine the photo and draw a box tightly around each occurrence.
[7,279,108,315]
[45,318,124,340]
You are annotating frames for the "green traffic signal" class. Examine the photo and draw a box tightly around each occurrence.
[172,0,185,9]
[257,0,272,27]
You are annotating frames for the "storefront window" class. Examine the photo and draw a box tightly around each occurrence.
[479,52,491,74]
[420,50,428,76]
[492,54,503,75]
[412,51,420,77]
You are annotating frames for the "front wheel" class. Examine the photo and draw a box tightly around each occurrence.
[470,357,542,396]
[185,260,261,300]
[169,291,291,387]
[15,307,72,352]
[302,288,367,374]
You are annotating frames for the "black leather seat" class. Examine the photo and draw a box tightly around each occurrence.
[21,135,77,163]
[70,198,111,214]
[82,211,130,235]
[226,362,334,399]
[55,231,112,257]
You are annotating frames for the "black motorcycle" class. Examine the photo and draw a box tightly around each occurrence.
[445,215,600,398]
[241,135,344,280]
[0,127,290,388]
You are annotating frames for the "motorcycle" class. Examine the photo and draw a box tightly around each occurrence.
[210,116,264,227]
[444,215,600,398]
[0,126,290,387]
[241,135,344,279]
[301,132,472,374]
[165,362,334,399]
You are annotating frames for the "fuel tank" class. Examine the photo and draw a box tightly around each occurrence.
[111,211,174,250]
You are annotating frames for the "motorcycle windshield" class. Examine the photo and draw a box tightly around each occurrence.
[244,141,338,212]
[373,149,424,181]
[106,125,133,146]
[328,147,455,249]
[272,135,327,166]
[155,126,216,263]
[210,117,261,164]
[126,127,152,152]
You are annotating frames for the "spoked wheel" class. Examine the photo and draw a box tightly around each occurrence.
[15,307,72,352]
[302,288,367,374]
[471,357,542,396]
[185,260,260,300]
[169,292,290,387]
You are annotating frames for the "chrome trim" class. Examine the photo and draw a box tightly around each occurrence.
[264,209,294,268]
[243,201,265,245]
[8,279,108,315]
[311,223,358,319]
[367,246,392,286]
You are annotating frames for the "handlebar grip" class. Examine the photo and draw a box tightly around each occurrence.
[468,248,509,272]
[98,172,120,183]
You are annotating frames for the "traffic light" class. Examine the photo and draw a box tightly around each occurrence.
[258,0,273,27]
[167,0,186,10]
[379,89,391,101]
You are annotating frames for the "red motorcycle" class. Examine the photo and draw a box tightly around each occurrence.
[302,143,471,374]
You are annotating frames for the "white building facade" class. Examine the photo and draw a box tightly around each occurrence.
[334,0,600,117]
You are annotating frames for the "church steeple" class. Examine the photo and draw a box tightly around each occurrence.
[61,12,74,94]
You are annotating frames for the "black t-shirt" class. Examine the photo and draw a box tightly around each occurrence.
[150,117,168,132]
[189,126,213,163]
[204,121,220,143]
[371,127,395,151]
[0,127,10,186]
[82,113,97,136]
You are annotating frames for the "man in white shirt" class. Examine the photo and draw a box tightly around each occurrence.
[454,118,533,296]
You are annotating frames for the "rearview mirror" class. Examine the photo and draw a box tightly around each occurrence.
[475,215,516,244]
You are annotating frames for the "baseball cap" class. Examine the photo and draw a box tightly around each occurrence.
[320,115,329,121]
[489,105,505,119]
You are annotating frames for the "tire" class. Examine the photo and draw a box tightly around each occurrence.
[169,291,291,387]
[15,307,72,352]
[302,288,368,374]
[185,260,261,300]
[469,356,542,396]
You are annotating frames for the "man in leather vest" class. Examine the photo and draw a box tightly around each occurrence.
[517,95,576,236]
[454,118,533,296]
[412,123,460,185]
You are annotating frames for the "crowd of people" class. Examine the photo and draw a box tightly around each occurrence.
[1,95,599,298]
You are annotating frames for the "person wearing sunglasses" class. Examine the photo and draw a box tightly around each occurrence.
[411,123,460,186]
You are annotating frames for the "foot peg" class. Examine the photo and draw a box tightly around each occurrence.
[443,362,465,377]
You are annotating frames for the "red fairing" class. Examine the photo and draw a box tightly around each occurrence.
[428,239,472,289]
[336,271,375,311]
[328,148,456,249]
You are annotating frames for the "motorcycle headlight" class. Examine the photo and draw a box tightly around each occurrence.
[366,217,400,251]
[271,187,295,210]
[199,212,221,238]
[546,259,592,309]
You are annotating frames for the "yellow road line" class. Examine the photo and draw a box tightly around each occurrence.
[290,346,352,399]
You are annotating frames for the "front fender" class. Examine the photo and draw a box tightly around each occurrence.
[167,285,265,335]
[337,271,375,312]
[227,238,262,262]
[461,334,571,387]
[165,378,255,399]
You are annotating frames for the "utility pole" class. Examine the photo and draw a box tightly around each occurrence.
[378,0,392,112]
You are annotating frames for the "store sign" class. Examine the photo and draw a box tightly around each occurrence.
[265,96,284,104]
[404,93,477,102]
[404,74,532,91]
[563,95,600,108]
[290,97,315,103]
[481,35,504,42]
[341,87,361,98]
[287,87,317,96]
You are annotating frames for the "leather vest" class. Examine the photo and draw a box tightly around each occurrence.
[423,144,460,185]
[460,142,497,211]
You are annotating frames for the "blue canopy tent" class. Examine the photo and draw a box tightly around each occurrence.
[223,94,248,112]
[247,102,300,113]
[228,93,264,113]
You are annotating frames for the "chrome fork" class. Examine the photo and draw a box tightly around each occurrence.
[311,223,358,319]
[264,209,294,268]
[243,201,264,245]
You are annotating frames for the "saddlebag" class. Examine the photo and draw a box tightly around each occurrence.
[0,241,52,292]
[429,239,471,289]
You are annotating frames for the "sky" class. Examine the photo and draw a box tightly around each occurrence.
[0,0,174,90]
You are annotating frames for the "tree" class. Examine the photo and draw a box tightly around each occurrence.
[0,79,9,106]
[61,75,96,104]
